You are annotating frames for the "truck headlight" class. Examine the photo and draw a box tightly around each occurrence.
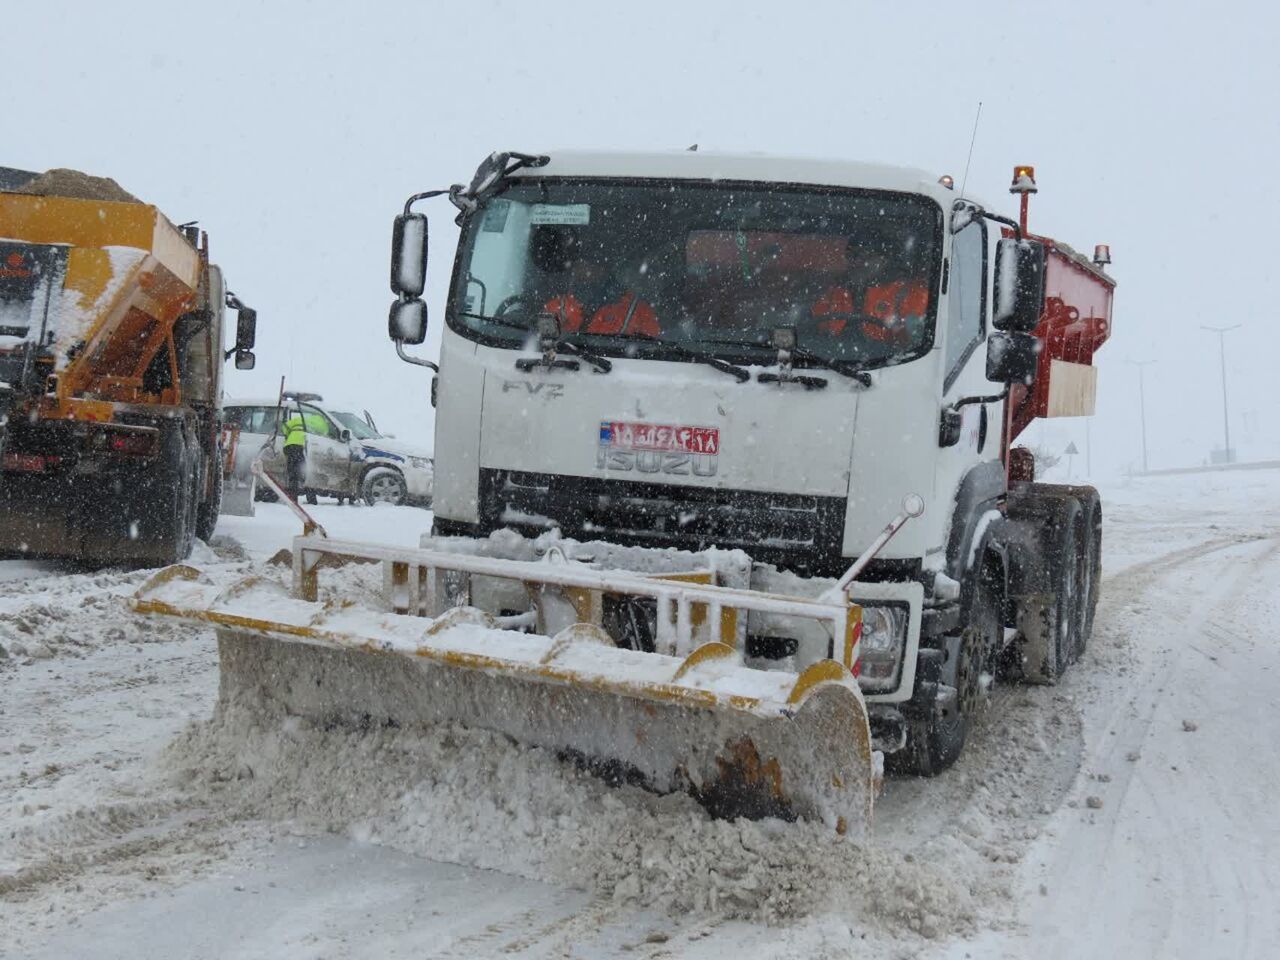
[856,604,908,692]
[408,456,432,470]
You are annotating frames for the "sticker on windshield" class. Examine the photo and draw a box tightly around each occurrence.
[481,199,512,232]
[530,203,590,226]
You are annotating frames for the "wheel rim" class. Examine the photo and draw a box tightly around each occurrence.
[955,631,983,719]
[368,475,403,504]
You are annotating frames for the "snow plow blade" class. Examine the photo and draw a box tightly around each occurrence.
[131,539,878,833]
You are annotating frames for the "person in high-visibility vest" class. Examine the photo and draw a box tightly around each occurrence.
[282,408,311,504]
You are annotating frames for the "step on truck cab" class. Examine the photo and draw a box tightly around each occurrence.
[385,150,1115,774]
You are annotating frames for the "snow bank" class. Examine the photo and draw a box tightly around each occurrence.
[164,701,984,937]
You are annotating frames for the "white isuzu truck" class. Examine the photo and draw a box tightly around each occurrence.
[387,150,1115,775]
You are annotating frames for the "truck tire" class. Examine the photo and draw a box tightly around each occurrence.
[1032,484,1101,650]
[140,425,196,567]
[362,467,407,506]
[1020,496,1084,683]
[898,558,1002,776]
[195,450,223,542]
[1078,493,1102,648]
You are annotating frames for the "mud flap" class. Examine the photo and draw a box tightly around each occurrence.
[1016,592,1058,683]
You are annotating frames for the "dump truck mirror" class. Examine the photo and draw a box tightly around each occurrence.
[389,297,428,345]
[234,349,256,371]
[236,307,257,351]
[986,331,1039,384]
[391,213,429,297]
[992,238,1046,332]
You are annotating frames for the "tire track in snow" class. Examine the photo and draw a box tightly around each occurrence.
[1016,532,1280,959]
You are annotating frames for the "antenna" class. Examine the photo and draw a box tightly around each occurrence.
[959,101,983,198]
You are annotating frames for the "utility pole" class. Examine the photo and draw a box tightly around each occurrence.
[1129,360,1155,473]
[1201,324,1241,464]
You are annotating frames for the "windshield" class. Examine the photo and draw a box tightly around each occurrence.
[449,179,942,369]
[330,410,380,440]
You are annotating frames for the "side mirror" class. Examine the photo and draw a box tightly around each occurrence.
[389,298,428,345]
[234,349,256,371]
[338,428,352,443]
[391,213,429,297]
[993,238,1046,332]
[235,307,257,351]
[986,331,1040,385]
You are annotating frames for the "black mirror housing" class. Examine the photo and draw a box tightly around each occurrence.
[338,428,352,443]
[389,297,428,345]
[391,213,429,297]
[986,331,1039,385]
[234,349,256,371]
[235,307,257,351]
[993,238,1046,332]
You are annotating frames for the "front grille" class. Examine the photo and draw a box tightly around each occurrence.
[479,468,847,571]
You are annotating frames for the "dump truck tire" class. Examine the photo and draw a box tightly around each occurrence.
[139,424,197,567]
[195,450,222,543]
[1078,492,1102,649]
[1019,496,1084,683]
[1030,484,1101,651]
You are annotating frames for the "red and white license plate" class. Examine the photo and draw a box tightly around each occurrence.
[2,452,48,473]
[599,421,720,455]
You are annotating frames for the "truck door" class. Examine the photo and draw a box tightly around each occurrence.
[935,219,1002,522]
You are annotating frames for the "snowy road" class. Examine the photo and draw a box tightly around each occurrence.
[3,474,1278,959]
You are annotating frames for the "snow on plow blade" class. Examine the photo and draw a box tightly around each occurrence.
[131,539,878,833]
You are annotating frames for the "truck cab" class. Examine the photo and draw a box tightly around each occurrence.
[389,150,1112,772]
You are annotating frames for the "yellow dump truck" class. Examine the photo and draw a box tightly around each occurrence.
[0,168,257,564]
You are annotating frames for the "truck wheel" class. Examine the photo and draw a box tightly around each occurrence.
[1033,484,1101,653]
[1021,497,1084,683]
[362,467,407,506]
[1078,493,1102,650]
[898,560,1001,776]
[144,428,196,567]
[195,450,223,542]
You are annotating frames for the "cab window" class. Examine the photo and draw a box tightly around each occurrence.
[944,221,987,389]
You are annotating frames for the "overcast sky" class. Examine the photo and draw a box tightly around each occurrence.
[10,0,1278,474]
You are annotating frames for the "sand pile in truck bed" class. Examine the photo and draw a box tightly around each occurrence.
[12,168,140,203]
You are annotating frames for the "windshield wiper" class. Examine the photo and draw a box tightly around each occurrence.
[644,340,750,382]
[457,311,612,373]
[690,336,872,387]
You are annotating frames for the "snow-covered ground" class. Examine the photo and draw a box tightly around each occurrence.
[2,473,1278,959]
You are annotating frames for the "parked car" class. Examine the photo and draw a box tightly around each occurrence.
[223,393,433,506]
